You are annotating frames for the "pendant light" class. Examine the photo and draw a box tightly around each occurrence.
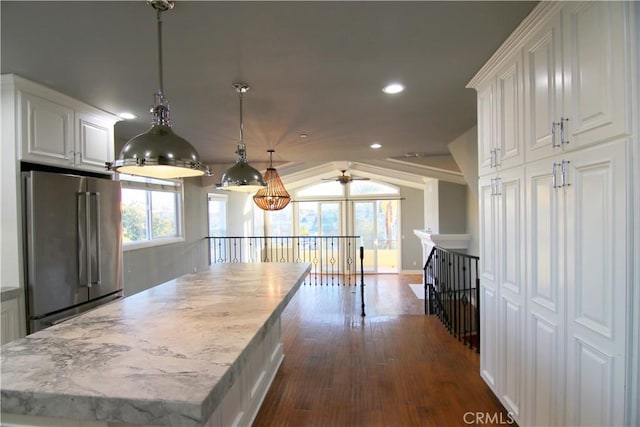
[108,0,206,179]
[217,83,266,192]
[253,150,291,211]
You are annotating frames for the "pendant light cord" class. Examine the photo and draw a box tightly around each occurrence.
[157,10,164,98]
[238,91,244,145]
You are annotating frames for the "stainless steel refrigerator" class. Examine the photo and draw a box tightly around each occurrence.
[22,170,123,333]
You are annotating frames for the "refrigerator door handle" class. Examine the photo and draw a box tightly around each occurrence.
[90,192,102,286]
[78,192,94,288]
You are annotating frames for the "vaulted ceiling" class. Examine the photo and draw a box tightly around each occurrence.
[1,1,537,185]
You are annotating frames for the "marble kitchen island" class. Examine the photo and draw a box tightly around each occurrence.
[0,262,311,427]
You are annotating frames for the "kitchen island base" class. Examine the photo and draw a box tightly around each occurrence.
[1,263,310,427]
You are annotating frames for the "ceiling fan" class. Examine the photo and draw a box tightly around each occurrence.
[323,170,370,185]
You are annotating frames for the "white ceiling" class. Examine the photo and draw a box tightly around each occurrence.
[1,1,536,182]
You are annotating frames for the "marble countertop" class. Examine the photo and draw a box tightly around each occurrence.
[0,262,311,426]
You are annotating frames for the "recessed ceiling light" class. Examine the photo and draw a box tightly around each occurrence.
[118,112,137,120]
[382,83,405,94]
[299,133,308,138]
[370,143,382,149]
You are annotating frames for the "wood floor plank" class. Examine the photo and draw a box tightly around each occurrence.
[253,274,511,427]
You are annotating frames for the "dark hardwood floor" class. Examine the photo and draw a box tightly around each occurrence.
[252,274,511,427]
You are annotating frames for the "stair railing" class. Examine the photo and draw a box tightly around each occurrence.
[424,246,480,352]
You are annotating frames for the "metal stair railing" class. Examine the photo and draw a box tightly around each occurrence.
[423,246,480,352]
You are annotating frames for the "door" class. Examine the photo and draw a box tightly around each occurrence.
[564,139,628,427]
[478,176,499,392]
[525,158,566,427]
[87,177,122,301]
[24,171,87,317]
[353,200,398,274]
[562,1,631,151]
[477,81,496,175]
[297,201,342,270]
[20,91,74,165]
[523,12,563,162]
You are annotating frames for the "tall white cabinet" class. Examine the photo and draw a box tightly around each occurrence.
[468,2,638,426]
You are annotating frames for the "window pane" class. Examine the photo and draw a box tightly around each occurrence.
[377,200,398,249]
[209,197,227,236]
[298,202,318,236]
[151,191,178,238]
[320,203,340,235]
[349,180,399,195]
[297,181,344,197]
[267,204,292,236]
[121,189,149,243]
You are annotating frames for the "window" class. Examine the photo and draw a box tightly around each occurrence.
[208,194,228,236]
[120,175,183,249]
[266,204,293,236]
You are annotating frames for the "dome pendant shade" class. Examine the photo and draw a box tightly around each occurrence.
[114,121,204,179]
[217,83,266,192]
[253,169,291,211]
[109,2,206,179]
[218,145,266,192]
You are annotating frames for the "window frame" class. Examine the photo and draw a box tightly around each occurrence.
[119,175,185,251]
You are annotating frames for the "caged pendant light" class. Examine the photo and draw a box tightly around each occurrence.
[217,83,266,192]
[108,0,207,179]
[253,149,291,211]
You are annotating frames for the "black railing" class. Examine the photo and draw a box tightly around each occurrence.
[206,235,365,316]
[424,246,480,352]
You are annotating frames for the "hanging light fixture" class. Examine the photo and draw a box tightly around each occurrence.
[108,0,206,179]
[253,150,291,211]
[217,83,266,192]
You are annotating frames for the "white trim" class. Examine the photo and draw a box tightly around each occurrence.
[123,236,184,251]
[467,1,564,89]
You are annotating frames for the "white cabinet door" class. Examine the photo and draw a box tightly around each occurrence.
[76,110,114,170]
[479,176,499,294]
[525,157,566,427]
[496,53,525,171]
[564,139,628,427]
[562,2,632,151]
[496,168,525,421]
[524,12,563,163]
[20,91,74,165]
[477,82,496,175]
[1,296,24,345]
[478,175,499,392]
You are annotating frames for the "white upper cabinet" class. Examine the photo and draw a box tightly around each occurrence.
[477,82,495,175]
[523,11,563,163]
[20,91,74,163]
[76,110,115,169]
[477,51,525,177]
[561,2,632,150]
[3,74,118,173]
[495,53,525,171]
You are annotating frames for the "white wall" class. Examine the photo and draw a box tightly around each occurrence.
[122,179,210,296]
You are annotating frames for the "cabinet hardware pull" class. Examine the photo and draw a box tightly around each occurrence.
[552,122,561,148]
[560,117,570,146]
[561,160,570,187]
[494,148,501,168]
[494,177,502,196]
[490,149,495,168]
[552,163,561,189]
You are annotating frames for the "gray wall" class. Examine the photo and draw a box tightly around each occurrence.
[437,181,467,233]
[122,179,210,296]
[399,185,424,272]
[448,125,480,254]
